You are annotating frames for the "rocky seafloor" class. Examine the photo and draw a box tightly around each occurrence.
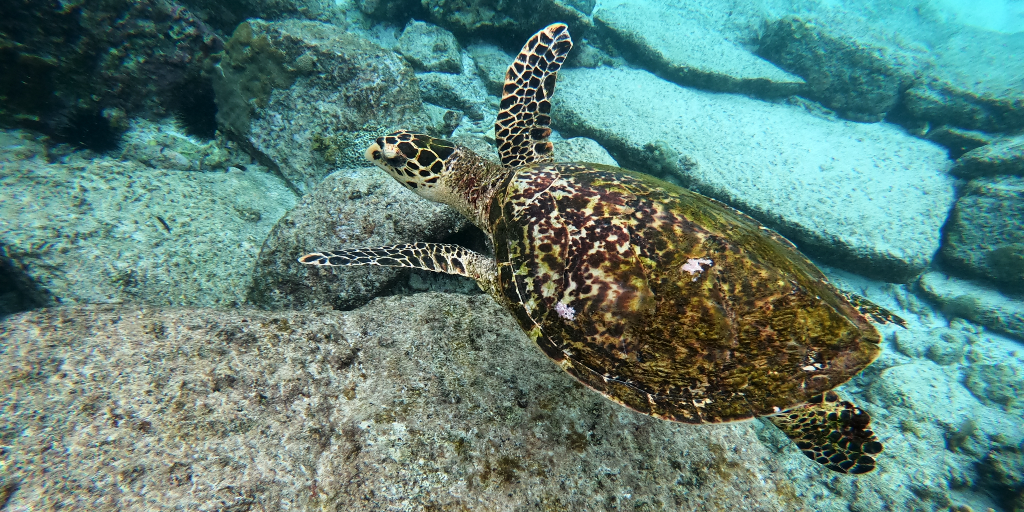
[1,0,1023,510]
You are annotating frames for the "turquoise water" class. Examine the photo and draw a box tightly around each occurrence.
[1,0,1022,510]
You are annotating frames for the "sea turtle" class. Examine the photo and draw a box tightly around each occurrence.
[300,23,907,475]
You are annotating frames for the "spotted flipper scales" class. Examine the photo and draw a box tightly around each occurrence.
[299,242,497,290]
[839,291,908,328]
[768,391,883,474]
[496,23,572,169]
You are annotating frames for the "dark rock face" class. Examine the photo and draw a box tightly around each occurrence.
[903,30,1024,133]
[940,176,1024,293]
[212,19,433,192]
[0,0,222,148]
[0,298,805,511]
[758,16,911,122]
[247,168,469,311]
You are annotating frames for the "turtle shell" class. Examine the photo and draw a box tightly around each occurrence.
[488,162,880,424]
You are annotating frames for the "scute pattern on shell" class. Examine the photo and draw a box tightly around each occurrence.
[489,163,881,424]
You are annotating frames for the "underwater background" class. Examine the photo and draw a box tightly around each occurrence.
[1,0,1023,510]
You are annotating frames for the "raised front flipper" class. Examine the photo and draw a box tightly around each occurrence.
[496,23,572,168]
[768,391,883,475]
[299,242,498,294]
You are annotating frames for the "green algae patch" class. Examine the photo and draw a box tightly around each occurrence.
[213,20,301,137]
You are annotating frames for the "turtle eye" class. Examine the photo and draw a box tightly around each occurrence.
[371,150,382,160]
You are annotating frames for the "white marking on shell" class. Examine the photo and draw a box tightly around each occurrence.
[555,301,575,321]
[681,258,713,282]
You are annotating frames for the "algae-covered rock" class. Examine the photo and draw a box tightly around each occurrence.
[939,176,1024,292]
[247,168,469,311]
[396,20,463,73]
[0,133,296,309]
[596,3,804,99]
[0,297,809,511]
[212,19,432,192]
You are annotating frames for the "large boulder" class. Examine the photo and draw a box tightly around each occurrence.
[0,297,806,510]
[939,176,1024,292]
[0,131,296,310]
[212,19,433,193]
[758,15,916,122]
[553,67,955,282]
[595,2,804,99]
[903,29,1024,133]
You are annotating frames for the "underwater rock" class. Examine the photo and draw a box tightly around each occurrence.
[0,133,296,308]
[940,176,1024,292]
[551,134,619,167]
[396,20,463,73]
[466,43,515,96]
[212,19,432,193]
[917,271,1024,342]
[950,134,1024,179]
[0,0,222,149]
[963,361,1024,413]
[247,168,469,311]
[0,297,807,511]
[414,0,593,42]
[595,3,804,99]
[926,125,998,160]
[904,29,1024,133]
[553,66,955,282]
[116,118,252,171]
[179,0,338,34]
[758,15,915,122]
[416,53,494,121]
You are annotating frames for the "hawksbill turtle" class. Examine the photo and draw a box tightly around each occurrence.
[300,23,907,475]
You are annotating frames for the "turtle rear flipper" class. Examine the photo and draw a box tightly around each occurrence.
[768,391,883,475]
[839,291,908,328]
[299,243,498,293]
[496,23,572,168]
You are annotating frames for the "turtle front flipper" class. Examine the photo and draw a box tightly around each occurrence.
[496,23,572,168]
[299,242,498,294]
[768,391,883,475]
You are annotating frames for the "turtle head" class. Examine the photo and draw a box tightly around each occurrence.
[365,130,457,202]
